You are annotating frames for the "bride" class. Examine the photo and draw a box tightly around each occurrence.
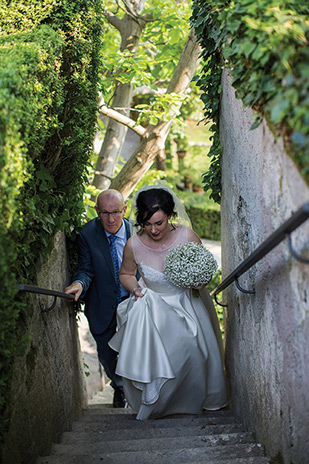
[109,186,228,420]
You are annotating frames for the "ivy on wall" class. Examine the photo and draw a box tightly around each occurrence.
[0,0,103,440]
[191,0,309,202]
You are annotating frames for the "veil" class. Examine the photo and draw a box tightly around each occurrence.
[129,181,191,233]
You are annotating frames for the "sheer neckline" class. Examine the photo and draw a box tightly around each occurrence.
[135,226,182,252]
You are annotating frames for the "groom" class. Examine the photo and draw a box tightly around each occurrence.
[65,189,132,408]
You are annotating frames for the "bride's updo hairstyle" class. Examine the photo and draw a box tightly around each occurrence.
[135,188,177,228]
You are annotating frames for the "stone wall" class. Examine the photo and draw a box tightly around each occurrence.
[2,231,87,464]
[220,69,309,464]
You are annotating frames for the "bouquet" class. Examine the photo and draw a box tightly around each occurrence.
[163,241,218,289]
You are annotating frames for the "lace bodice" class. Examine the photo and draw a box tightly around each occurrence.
[132,226,189,293]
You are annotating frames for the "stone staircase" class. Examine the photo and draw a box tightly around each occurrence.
[37,387,271,464]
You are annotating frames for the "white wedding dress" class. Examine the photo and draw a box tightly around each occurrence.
[109,226,228,420]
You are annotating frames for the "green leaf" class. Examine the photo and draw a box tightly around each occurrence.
[169,29,181,45]
[250,118,262,130]
[291,131,307,147]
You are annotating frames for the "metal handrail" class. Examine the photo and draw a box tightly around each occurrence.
[210,202,309,302]
[17,283,77,312]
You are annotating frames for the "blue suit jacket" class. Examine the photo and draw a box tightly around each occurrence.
[72,217,133,335]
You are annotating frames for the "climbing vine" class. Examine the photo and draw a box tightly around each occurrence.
[191,0,309,202]
[0,0,103,440]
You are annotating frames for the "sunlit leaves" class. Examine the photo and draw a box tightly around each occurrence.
[100,0,192,102]
[101,49,154,88]
[192,0,309,193]
[135,93,187,125]
[0,0,103,436]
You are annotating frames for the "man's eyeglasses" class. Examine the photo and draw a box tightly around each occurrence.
[98,210,124,218]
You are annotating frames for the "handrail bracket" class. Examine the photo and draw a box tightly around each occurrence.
[286,233,309,264]
[214,293,228,307]
[235,277,256,295]
[40,296,57,313]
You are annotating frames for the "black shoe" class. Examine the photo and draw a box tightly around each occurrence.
[113,388,125,408]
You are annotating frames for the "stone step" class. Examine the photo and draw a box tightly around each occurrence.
[37,397,270,464]
[88,402,233,412]
[56,431,257,453]
[38,443,268,464]
[87,405,234,415]
[76,409,236,428]
[62,423,244,443]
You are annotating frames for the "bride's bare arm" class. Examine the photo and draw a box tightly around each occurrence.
[119,238,144,299]
[187,227,202,244]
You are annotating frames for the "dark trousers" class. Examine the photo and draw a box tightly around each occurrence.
[90,319,122,391]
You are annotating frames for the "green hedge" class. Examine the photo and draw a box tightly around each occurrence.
[0,0,102,441]
[187,206,221,240]
[191,0,309,202]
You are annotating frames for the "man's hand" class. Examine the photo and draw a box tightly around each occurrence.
[64,282,83,302]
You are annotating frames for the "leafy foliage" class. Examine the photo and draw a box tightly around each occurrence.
[0,0,102,440]
[186,206,220,240]
[99,0,193,120]
[135,93,187,126]
[191,0,309,201]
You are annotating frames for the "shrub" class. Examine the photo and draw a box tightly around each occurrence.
[0,0,103,441]
[187,206,220,240]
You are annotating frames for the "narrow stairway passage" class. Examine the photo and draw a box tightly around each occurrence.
[39,237,272,464]
[37,387,271,464]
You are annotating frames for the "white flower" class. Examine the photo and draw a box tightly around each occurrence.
[163,241,218,288]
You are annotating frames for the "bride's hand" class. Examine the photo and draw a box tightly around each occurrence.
[191,278,212,290]
[132,286,144,300]
[192,284,205,290]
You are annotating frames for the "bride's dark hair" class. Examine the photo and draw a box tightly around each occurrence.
[135,188,177,227]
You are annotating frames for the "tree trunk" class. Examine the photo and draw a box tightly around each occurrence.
[110,121,172,198]
[93,83,132,190]
[93,2,147,191]
[110,28,201,199]
[155,149,166,171]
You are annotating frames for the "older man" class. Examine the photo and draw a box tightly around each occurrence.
[65,189,132,407]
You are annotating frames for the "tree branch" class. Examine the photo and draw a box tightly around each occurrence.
[132,86,166,96]
[103,8,123,32]
[167,28,202,95]
[109,28,202,198]
[93,171,113,181]
[99,105,146,137]
[121,0,155,22]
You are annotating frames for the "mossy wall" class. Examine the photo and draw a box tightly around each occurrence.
[221,70,309,464]
[0,0,102,453]
[1,232,87,464]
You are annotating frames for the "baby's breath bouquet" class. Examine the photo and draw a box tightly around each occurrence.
[163,242,218,289]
